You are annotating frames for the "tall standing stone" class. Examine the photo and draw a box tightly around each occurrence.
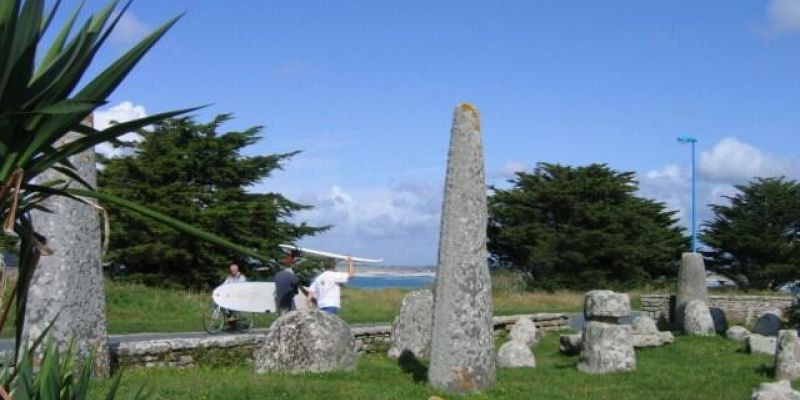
[23,116,110,376]
[676,252,706,327]
[428,103,495,393]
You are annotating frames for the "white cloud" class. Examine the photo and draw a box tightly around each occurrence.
[766,0,800,33]
[110,13,151,45]
[93,101,147,157]
[698,137,800,182]
[291,183,442,265]
[640,137,800,242]
[638,164,690,224]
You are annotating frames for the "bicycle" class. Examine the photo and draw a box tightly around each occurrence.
[203,304,255,334]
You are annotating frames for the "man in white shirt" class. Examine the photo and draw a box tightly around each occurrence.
[310,257,355,315]
[223,263,246,285]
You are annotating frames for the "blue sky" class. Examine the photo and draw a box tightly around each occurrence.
[62,0,800,265]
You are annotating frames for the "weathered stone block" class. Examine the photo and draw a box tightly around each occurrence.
[584,290,630,322]
[578,321,636,374]
[748,334,778,356]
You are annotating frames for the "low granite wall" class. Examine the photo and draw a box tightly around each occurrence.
[112,313,569,370]
[640,294,793,325]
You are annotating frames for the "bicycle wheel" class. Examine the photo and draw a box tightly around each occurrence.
[203,305,225,334]
[235,312,255,332]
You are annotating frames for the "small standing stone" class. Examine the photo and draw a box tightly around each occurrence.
[683,300,715,336]
[388,290,433,359]
[751,380,800,400]
[496,341,535,368]
[428,103,495,393]
[509,317,538,346]
[577,321,636,374]
[776,330,800,381]
[676,252,707,326]
[754,312,784,337]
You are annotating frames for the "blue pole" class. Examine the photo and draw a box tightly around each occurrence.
[677,135,698,252]
[691,140,696,252]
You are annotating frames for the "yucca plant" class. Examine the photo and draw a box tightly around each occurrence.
[0,339,149,400]
[0,0,269,396]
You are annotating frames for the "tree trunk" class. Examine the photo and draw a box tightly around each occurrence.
[23,117,110,377]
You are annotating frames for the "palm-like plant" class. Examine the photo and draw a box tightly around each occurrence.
[0,0,267,371]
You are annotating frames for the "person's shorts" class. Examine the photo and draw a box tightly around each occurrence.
[320,306,339,314]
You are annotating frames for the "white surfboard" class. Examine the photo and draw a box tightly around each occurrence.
[212,282,276,313]
[279,244,384,263]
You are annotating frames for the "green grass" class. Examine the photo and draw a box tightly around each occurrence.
[91,332,780,399]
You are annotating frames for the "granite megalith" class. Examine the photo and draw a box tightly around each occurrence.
[428,103,495,393]
[24,123,110,377]
[676,252,706,327]
[254,309,357,374]
[683,300,715,336]
[578,321,636,374]
[388,289,433,359]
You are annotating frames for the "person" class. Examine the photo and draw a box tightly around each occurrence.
[223,263,246,285]
[221,263,246,323]
[309,256,355,315]
[274,250,302,314]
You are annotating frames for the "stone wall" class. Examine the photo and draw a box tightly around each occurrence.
[112,313,569,370]
[640,294,793,325]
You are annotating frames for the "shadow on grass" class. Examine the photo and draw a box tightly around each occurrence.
[398,350,428,383]
[755,363,775,378]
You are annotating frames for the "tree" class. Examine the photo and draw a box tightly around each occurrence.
[488,163,687,290]
[99,114,325,287]
[701,177,800,290]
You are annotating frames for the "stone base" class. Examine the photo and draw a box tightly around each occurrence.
[577,321,635,374]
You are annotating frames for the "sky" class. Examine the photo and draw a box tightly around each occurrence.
[55,0,800,265]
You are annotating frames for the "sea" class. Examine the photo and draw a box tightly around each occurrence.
[347,271,435,290]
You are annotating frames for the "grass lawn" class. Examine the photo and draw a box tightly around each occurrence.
[91,332,780,399]
[0,280,585,337]
[103,281,587,334]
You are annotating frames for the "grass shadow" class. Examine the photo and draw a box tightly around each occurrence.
[398,350,428,383]
[755,363,775,378]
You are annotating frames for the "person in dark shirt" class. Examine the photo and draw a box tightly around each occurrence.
[274,250,302,314]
